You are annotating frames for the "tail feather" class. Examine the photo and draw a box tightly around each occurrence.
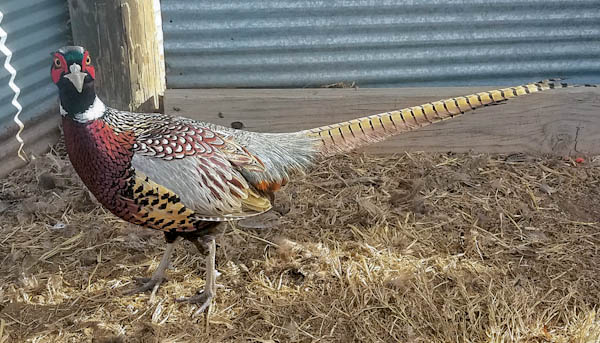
[302,79,597,155]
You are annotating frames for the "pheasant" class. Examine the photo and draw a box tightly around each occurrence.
[51,45,594,314]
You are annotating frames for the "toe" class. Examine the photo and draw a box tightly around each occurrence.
[123,277,165,295]
[175,291,207,303]
[175,291,214,315]
[133,277,152,284]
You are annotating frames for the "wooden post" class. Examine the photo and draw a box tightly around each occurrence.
[67,0,165,112]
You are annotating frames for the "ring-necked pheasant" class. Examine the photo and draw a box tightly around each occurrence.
[51,45,595,314]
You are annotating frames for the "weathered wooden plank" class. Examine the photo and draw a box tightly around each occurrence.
[165,87,600,155]
[67,0,165,112]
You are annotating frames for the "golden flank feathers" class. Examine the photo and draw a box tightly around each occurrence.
[242,188,272,213]
[128,172,199,232]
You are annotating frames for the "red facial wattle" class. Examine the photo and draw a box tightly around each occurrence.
[82,50,96,80]
[51,53,67,84]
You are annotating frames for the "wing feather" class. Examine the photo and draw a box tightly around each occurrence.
[131,123,272,220]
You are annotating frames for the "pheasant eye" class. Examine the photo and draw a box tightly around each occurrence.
[54,58,62,68]
[85,56,91,65]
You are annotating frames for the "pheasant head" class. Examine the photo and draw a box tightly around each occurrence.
[51,46,102,121]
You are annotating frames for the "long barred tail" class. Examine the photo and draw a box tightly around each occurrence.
[302,79,597,155]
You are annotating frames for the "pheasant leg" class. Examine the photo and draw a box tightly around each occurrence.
[124,240,177,301]
[176,237,217,315]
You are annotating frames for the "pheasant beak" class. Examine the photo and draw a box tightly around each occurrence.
[64,63,87,93]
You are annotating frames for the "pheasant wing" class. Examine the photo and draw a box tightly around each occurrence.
[130,122,271,221]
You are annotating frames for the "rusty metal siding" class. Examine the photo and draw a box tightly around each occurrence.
[0,0,69,136]
[161,0,600,88]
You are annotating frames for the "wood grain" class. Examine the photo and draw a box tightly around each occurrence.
[165,87,600,155]
[67,0,165,112]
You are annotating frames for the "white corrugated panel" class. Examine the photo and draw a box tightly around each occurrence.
[0,0,69,136]
[161,0,600,88]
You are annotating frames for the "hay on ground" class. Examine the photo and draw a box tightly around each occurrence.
[1,142,599,342]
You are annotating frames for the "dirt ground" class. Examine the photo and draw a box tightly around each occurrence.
[1,143,600,342]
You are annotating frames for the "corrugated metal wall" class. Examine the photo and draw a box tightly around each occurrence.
[0,0,69,135]
[162,0,600,88]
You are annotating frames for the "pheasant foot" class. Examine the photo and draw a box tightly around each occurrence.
[123,240,177,302]
[176,237,217,316]
[127,276,166,293]
[176,289,215,316]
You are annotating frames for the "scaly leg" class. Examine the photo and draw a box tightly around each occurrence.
[124,240,177,301]
[176,236,217,316]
